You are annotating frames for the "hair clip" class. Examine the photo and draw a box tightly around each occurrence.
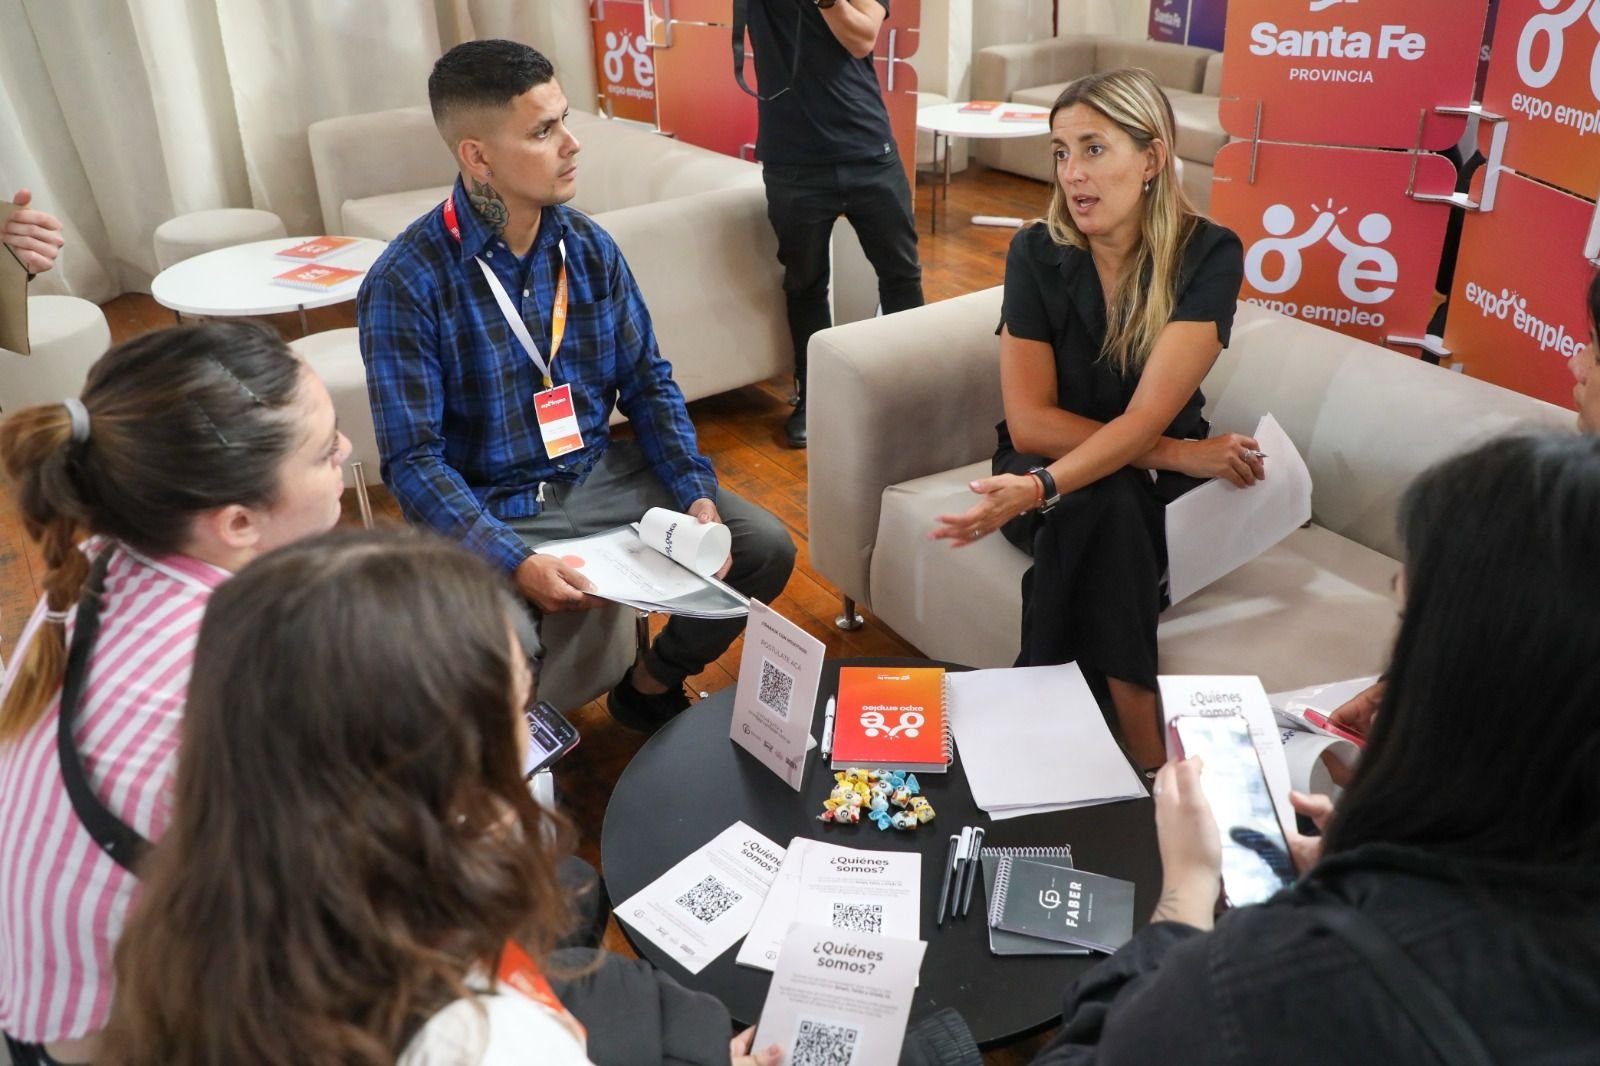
[209,358,265,406]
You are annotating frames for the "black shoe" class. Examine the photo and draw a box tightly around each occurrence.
[783,398,807,449]
[607,670,693,732]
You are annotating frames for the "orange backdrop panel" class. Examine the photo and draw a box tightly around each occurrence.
[1211,141,1456,348]
[1443,169,1594,407]
[1219,0,1489,149]
[592,0,659,124]
[1479,0,1600,200]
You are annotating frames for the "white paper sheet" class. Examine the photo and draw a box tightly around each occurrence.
[1165,413,1313,605]
[534,524,748,618]
[752,923,926,1066]
[737,838,851,971]
[615,822,784,974]
[1158,675,1296,838]
[946,663,1148,818]
[794,847,921,944]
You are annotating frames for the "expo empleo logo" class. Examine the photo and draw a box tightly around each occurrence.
[1243,199,1398,328]
[1249,0,1423,84]
[1509,0,1600,131]
[601,26,654,99]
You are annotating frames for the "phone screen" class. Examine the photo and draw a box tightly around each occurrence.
[522,701,580,778]
[1171,713,1294,907]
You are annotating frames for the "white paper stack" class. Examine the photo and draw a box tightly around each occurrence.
[946,663,1148,819]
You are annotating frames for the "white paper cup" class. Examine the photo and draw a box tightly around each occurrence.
[1281,729,1359,800]
[637,507,730,577]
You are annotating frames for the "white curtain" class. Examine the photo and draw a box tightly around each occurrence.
[0,0,596,303]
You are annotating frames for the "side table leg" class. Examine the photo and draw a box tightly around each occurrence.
[297,304,309,337]
[930,133,941,235]
[835,595,864,631]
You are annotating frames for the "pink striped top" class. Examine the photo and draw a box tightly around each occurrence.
[0,543,229,1042]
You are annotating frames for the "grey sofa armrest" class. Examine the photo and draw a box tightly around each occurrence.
[308,106,457,235]
[808,287,1005,609]
[972,37,1097,103]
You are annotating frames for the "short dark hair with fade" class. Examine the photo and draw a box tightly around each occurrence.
[428,39,556,128]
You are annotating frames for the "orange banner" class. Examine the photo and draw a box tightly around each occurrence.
[592,0,658,124]
[1219,0,1490,149]
[1479,0,1600,200]
[1442,169,1595,407]
[1211,141,1456,347]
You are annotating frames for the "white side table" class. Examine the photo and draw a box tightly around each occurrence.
[151,237,387,334]
[915,102,1050,233]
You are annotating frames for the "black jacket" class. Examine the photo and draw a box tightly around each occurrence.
[1033,844,1600,1065]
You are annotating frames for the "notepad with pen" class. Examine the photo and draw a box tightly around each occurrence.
[987,854,1136,954]
[829,666,954,772]
[980,847,1089,956]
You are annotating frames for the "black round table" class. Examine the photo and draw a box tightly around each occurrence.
[599,657,1161,1050]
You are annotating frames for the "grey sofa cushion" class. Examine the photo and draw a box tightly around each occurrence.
[1165,90,1228,164]
[340,186,451,241]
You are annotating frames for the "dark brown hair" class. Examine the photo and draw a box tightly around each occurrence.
[0,321,303,740]
[103,530,575,1065]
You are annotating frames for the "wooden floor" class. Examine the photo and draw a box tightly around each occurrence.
[1,163,1060,1063]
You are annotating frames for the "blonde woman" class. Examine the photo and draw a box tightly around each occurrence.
[933,69,1259,769]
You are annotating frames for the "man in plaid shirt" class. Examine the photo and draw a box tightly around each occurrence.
[358,40,794,729]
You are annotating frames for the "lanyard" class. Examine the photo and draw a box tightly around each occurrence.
[497,939,586,1043]
[442,196,568,388]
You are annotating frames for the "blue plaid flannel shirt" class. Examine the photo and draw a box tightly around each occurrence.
[356,178,717,573]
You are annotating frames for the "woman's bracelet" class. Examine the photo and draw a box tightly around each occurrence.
[1027,466,1060,512]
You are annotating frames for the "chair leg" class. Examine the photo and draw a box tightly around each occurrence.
[635,610,651,657]
[835,595,864,631]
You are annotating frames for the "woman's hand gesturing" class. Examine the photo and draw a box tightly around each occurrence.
[931,473,1039,546]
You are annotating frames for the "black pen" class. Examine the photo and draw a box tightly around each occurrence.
[958,826,986,916]
[935,833,960,926]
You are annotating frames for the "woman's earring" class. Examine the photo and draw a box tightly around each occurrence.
[1143,179,1151,194]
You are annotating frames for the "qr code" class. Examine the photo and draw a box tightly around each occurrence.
[757,658,795,719]
[675,874,743,923]
[793,1019,861,1066]
[830,902,883,935]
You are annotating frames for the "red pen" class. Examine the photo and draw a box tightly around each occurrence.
[1302,708,1366,749]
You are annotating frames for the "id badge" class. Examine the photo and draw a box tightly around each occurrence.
[534,383,584,459]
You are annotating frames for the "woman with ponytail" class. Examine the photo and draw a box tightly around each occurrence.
[0,321,349,1064]
[931,68,1257,770]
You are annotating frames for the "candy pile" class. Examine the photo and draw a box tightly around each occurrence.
[818,768,936,830]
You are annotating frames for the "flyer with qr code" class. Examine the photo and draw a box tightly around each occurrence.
[616,821,785,974]
[794,847,921,946]
[753,922,926,1066]
[731,600,825,790]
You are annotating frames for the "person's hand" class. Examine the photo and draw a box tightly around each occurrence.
[1151,757,1221,930]
[1285,789,1334,874]
[931,473,1038,546]
[3,188,65,274]
[1172,432,1265,487]
[1329,680,1384,739]
[512,553,604,613]
[687,496,732,579]
[731,1025,782,1066]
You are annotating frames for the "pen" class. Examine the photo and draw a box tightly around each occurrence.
[958,826,986,916]
[935,833,960,927]
[820,696,836,760]
[1247,450,1268,459]
[1301,708,1366,749]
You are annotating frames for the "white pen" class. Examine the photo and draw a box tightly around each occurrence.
[820,696,837,759]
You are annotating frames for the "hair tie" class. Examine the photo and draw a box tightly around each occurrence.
[62,398,90,444]
[43,607,72,624]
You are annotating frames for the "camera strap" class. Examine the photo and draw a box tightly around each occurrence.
[731,0,802,101]
[56,548,151,875]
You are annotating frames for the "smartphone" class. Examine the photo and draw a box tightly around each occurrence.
[1168,712,1295,907]
[523,700,580,778]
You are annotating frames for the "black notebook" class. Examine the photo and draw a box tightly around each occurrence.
[987,856,1136,954]
[980,847,1089,956]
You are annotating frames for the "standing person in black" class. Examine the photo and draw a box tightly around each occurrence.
[743,0,924,447]
[932,69,1260,770]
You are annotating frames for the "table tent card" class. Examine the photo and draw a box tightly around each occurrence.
[731,600,825,790]
[753,922,926,1066]
[616,821,784,974]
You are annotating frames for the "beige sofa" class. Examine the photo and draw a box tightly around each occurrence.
[807,291,1571,693]
[971,35,1227,212]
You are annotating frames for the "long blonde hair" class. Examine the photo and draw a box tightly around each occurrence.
[1045,67,1200,377]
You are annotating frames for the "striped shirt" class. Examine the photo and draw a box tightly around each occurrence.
[0,543,228,1042]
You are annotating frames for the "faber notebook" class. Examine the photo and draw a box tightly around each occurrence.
[980,847,1089,957]
[987,857,1136,954]
[830,666,952,772]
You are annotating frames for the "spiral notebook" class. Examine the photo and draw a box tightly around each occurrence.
[980,847,1089,956]
[829,666,953,772]
[987,856,1136,954]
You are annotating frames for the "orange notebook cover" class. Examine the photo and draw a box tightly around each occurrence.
[271,263,364,291]
[999,109,1047,123]
[830,666,952,772]
[275,235,359,261]
[960,100,1001,112]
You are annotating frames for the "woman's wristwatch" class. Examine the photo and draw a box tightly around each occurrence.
[815,0,838,7]
[1027,466,1061,512]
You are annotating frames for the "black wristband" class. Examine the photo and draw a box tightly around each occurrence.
[815,0,838,7]
[1027,466,1060,512]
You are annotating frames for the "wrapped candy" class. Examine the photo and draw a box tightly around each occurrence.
[891,810,919,830]
[822,766,937,831]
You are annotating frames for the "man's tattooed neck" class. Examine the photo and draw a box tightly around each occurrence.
[469,178,509,233]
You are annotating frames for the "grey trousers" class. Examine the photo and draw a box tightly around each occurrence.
[506,441,796,688]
